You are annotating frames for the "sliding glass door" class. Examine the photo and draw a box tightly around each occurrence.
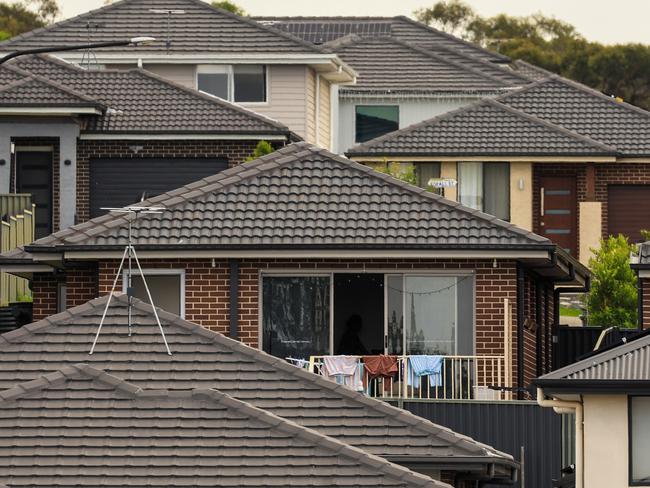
[386,274,474,356]
[262,276,330,360]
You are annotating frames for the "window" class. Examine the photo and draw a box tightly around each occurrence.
[197,65,266,102]
[630,396,650,484]
[123,270,185,317]
[262,276,330,360]
[355,105,399,143]
[386,274,474,356]
[57,283,67,313]
[458,162,510,221]
[416,162,442,192]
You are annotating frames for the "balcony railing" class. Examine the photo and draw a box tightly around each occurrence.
[289,354,511,401]
[1,194,35,307]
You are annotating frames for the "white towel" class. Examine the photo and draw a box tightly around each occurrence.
[323,356,363,391]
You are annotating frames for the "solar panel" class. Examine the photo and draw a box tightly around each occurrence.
[262,20,392,44]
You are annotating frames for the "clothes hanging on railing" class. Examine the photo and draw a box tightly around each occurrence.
[286,357,310,369]
[362,355,399,391]
[323,355,363,391]
[407,355,443,387]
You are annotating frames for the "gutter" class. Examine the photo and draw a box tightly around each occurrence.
[536,387,583,488]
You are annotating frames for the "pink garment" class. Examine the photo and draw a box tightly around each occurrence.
[323,355,363,391]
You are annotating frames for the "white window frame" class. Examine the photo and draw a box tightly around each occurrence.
[258,269,475,356]
[195,64,269,104]
[122,268,186,318]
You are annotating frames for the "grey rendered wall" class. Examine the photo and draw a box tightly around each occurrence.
[336,97,479,154]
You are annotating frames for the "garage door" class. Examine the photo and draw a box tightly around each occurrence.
[608,185,650,242]
[90,158,228,218]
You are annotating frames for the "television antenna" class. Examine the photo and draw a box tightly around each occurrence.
[149,9,185,52]
[89,205,172,355]
[80,21,103,70]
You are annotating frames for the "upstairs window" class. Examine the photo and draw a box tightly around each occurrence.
[458,162,510,221]
[355,105,399,143]
[197,65,266,102]
[630,396,650,484]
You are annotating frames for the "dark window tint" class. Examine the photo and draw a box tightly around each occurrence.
[197,72,229,99]
[234,65,266,102]
[262,276,330,359]
[416,162,441,191]
[630,396,650,483]
[131,274,182,317]
[483,162,510,221]
[355,105,399,143]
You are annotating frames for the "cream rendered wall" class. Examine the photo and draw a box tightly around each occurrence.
[579,201,602,265]
[509,162,533,231]
[583,395,629,488]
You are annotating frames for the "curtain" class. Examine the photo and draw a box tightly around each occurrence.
[458,162,482,210]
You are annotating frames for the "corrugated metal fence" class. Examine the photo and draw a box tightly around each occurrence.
[553,326,640,370]
[0,195,35,307]
[399,400,565,488]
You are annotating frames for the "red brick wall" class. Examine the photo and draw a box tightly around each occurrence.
[75,139,284,224]
[533,162,650,240]
[31,273,59,321]
[66,266,99,309]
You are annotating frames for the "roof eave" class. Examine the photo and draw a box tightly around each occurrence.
[534,379,650,394]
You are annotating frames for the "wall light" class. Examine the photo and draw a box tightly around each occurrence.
[518,177,525,191]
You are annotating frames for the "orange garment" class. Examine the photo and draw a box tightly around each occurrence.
[363,355,398,390]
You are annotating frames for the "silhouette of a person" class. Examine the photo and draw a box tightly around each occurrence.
[338,314,369,355]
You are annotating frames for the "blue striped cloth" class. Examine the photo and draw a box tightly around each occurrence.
[407,355,444,387]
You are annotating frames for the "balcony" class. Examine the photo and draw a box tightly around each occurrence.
[290,354,512,401]
[1,194,35,306]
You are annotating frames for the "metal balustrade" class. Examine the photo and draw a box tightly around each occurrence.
[287,354,509,401]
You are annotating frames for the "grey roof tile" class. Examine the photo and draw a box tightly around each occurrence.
[499,76,650,156]
[14,141,549,251]
[0,0,325,55]
[255,15,509,63]
[0,74,103,108]
[5,55,291,135]
[328,36,520,94]
[0,363,446,487]
[509,59,554,81]
[0,294,516,474]
[346,98,618,157]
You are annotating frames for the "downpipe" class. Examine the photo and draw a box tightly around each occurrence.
[536,388,583,488]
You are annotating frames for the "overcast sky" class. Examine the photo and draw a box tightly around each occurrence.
[58,0,650,45]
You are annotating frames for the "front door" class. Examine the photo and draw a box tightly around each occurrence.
[539,176,577,255]
[15,149,53,239]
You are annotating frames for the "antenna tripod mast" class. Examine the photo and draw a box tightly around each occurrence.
[89,206,171,355]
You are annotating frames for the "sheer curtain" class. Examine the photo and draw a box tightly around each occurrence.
[483,163,510,220]
[458,162,483,210]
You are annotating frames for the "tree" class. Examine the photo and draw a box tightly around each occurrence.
[586,235,638,328]
[246,140,274,161]
[414,1,650,110]
[211,1,245,16]
[373,161,417,186]
[0,0,59,39]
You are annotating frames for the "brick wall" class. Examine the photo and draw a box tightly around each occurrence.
[91,256,543,387]
[66,265,99,309]
[641,277,650,328]
[533,162,650,240]
[75,139,284,224]
[31,273,59,320]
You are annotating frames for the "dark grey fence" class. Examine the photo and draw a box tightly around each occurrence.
[397,399,566,488]
[553,326,640,370]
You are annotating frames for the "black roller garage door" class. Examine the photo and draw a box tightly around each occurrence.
[608,185,650,242]
[90,158,228,217]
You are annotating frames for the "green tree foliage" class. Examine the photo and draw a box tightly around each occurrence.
[0,0,58,39]
[211,1,245,16]
[246,140,274,162]
[373,161,417,186]
[415,0,650,110]
[586,235,638,328]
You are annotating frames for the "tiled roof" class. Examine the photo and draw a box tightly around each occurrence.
[19,142,550,251]
[328,36,521,94]
[4,55,291,136]
[255,16,509,63]
[0,0,325,55]
[0,72,103,109]
[509,59,554,81]
[0,294,516,473]
[499,76,650,157]
[0,363,446,487]
[536,331,650,383]
[346,98,617,157]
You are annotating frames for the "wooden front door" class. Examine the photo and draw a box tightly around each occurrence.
[15,149,53,239]
[539,176,578,255]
